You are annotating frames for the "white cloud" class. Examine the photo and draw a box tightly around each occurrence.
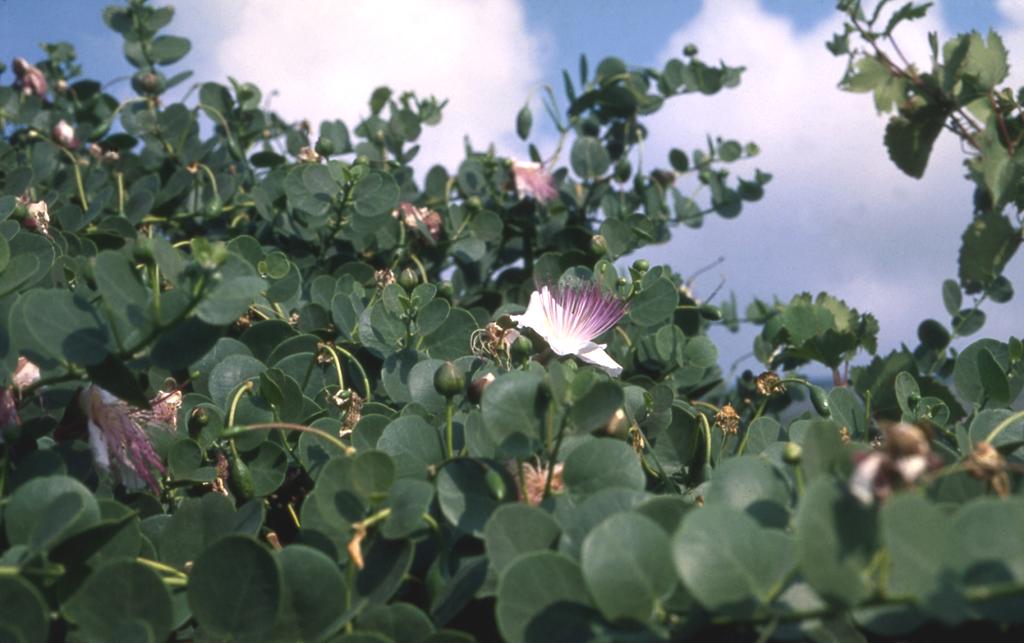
[641,0,1024,372]
[175,0,544,172]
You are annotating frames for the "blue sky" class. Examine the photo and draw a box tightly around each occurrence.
[2,0,1021,374]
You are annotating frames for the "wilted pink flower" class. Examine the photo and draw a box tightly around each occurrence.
[393,202,443,240]
[12,357,39,391]
[509,460,564,506]
[511,160,558,204]
[52,119,79,149]
[297,146,322,163]
[87,143,120,163]
[849,423,941,505]
[137,388,183,430]
[79,385,167,493]
[510,282,629,376]
[12,57,47,98]
[0,389,18,430]
[22,200,50,236]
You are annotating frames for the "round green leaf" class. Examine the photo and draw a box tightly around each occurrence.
[570,136,611,180]
[563,438,644,499]
[704,455,790,527]
[0,576,49,643]
[4,475,101,548]
[382,479,435,539]
[483,504,561,575]
[63,560,173,643]
[376,416,444,479]
[481,372,545,458]
[673,505,796,617]
[273,545,349,642]
[353,171,399,217]
[188,535,282,639]
[496,552,596,643]
[581,513,676,623]
[437,459,508,536]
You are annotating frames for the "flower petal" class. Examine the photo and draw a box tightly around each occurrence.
[576,342,623,377]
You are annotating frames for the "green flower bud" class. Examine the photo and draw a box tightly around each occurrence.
[614,158,632,182]
[511,335,534,361]
[782,441,802,465]
[632,259,650,273]
[437,280,455,301]
[683,43,699,57]
[397,267,419,291]
[131,70,166,95]
[228,452,255,501]
[132,238,155,265]
[808,384,831,417]
[433,361,465,398]
[581,117,600,137]
[314,136,334,157]
[467,196,482,211]
[484,468,506,501]
[204,196,223,217]
[590,234,608,256]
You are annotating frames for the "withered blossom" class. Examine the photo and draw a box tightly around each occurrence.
[849,422,942,505]
[79,385,168,493]
[511,160,558,204]
[13,57,47,97]
[52,119,79,149]
[393,202,442,240]
[509,460,564,506]
[715,403,741,435]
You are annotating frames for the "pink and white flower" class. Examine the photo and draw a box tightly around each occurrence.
[510,282,628,376]
[511,160,558,204]
[12,357,40,391]
[12,57,47,98]
[79,385,167,493]
[52,119,79,149]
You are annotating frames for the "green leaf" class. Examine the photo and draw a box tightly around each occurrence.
[437,459,509,536]
[570,136,611,180]
[157,493,261,568]
[273,545,349,642]
[353,171,399,217]
[672,505,797,617]
[581,513,676,623]
[483,504,561,575]
[563,438,645,499]
[942,279,962,316]
[795,478,877,606]
[884,108,946,178]
[958,212,1020,294]
[358,603,435,643]
[63,560,174,642]
[629,277,678,326]
[568,380,622,432]
[0,576,50,643]
[976,348,1010,406]
[377,416,444,479]
[11,289,112,367]
[481,372,546,458]
[704,455,790,528]
[188,535,282,639]
[382,479,435,539]
[4,475,101,548]
[495,552,596,643]
[150,35,191,65]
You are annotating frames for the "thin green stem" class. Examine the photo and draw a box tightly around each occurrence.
[136,557,187,579]
[227,381,255,428]
[220,422,352,454]
[445,397,455,459]
[332,345,372,402]
[736,397,769,456]
[318,343,346,392]
[983,408,1024,445]
[699,412,713,471]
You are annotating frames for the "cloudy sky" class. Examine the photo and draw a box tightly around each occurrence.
[2,0,1021,374]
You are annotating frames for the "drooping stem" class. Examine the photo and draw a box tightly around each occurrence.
[220,422,352,454]
[445,397,455,459]
[983,408,1024,445]
[331,345,372,402]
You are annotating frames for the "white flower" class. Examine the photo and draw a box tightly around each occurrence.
[509,283,628,376]
[511,160,558,204]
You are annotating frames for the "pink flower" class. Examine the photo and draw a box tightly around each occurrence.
[79,385,167,493]
[512,160,558,204]
[394,202,443,240]
[12,357,39,391]
[52,120,79,149]
[12,57,47,98]
[509,460,564,506]
[510,282,629,376]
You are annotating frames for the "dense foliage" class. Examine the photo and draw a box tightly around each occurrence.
[1,0,1024,641]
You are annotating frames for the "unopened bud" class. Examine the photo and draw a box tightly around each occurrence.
[468,372,496,404]
[510,335,533,362]
[782,442,802,464]
[605,408,631,439]
[808,385,831,417]
[52,120,79,149]
[433,361,465,398]
[590,234,608,256]
[397,267,418,291]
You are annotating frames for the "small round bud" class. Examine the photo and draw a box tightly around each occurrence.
[467,196,482,211]
[397,267,419,291]
[373,129,385,143]
[511,335,534,361]
[433,361,465,398]
[683,43,699,57]
[189,408,209,432]
[782,442,802,465]
[616,276,628,288]
[437,281,454,301]
[315,137,334,157]
[131,70,166,95]
[228,453,255,501]
[204,197,223,217]
[632,259,650,273]
[581,117,600,137]
[614,158,632,182]
[355,155,370,166]
[808,385,831,417]
[605,408,630,439]
[590,234,608,256]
